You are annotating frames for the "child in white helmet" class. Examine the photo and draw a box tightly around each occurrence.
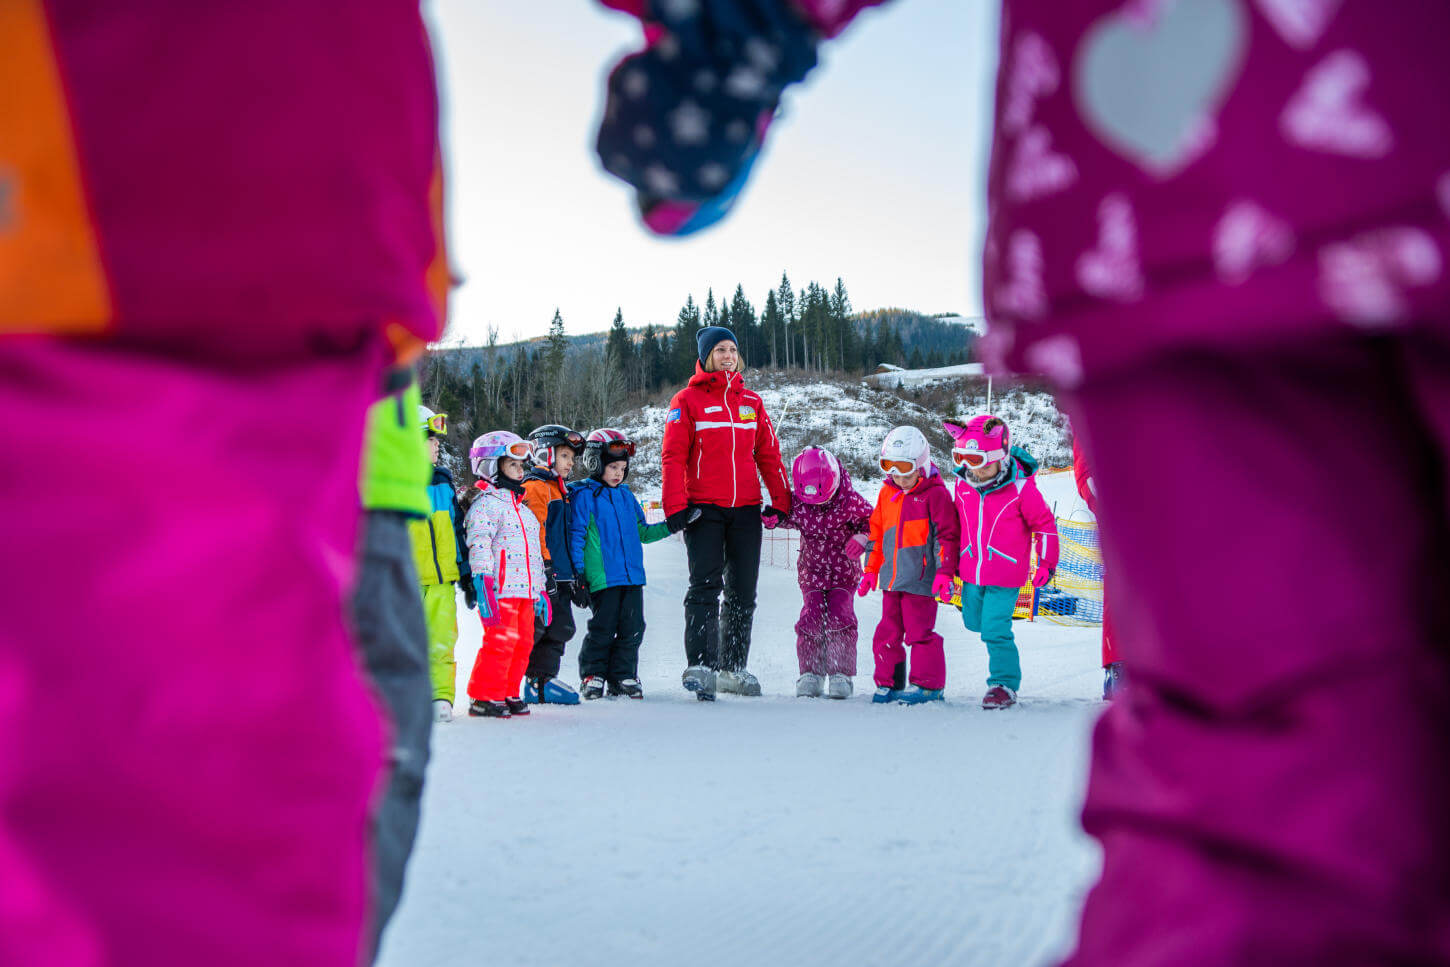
[857,426,960,704]
[463,430,551,718]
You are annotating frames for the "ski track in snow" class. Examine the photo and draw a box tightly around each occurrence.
[378,537,1104,967]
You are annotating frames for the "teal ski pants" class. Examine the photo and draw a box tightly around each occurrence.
[960,584,1021,690]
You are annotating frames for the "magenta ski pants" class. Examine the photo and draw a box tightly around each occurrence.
[795,587,858,677]
[1059,331,1450,966]
[0,338,386,967]
[871,590,945,691]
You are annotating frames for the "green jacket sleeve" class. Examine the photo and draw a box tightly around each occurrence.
[359,371,431,517]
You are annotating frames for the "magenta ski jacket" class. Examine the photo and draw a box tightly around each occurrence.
[953,450,1059,590]
[778,465,874,593]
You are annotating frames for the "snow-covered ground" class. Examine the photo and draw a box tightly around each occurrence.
[865,361,987,388]
[378,536,1105,967]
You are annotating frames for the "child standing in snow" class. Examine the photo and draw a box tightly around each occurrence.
[858,426,959,705]
[464,431,551,719]
[520,424,588,706]
[568,429,684,700]
[764,447,873,699]
[946,416,1058,711]
[411,406,475,723]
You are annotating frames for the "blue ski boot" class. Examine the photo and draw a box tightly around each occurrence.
[1103,662,1126,701]
[525,676,581,705]
[896,685,945,705]
[871,686,900,704]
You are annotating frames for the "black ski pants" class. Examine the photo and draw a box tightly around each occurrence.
[526,583,576,680]
[578,585,646,683]
[682,504,762,672]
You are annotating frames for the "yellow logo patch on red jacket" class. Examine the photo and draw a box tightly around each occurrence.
[739,405,757,422]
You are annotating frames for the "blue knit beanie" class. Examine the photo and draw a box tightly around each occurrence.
[696,326,738,366]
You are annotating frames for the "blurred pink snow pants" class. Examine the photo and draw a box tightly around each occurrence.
[1061,332,1450,965]
[0,337,386,967]
[872,590,944,690]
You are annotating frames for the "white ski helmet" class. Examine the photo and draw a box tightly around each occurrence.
[418,405,447,437]
[879,425,930,478]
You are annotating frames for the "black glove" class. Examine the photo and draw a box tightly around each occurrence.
[570,579,592,610]
[545,567,557,596]
[760,506,787,527]
[666,505,703,534]
[461,575,477,611]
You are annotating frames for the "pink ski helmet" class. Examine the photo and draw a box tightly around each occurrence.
[470,430,531,479]
[944,415,1010,474]
[791,447,841,505]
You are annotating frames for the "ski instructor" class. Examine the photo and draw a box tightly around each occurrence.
[662,326,792,701]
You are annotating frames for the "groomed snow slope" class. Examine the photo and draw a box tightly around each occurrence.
[378,535,1105,967]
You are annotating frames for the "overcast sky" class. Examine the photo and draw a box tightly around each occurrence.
[427,0,998,344]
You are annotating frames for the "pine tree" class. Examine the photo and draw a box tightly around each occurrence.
[761,289,783,369]
[606,307,634,390]
[641,324,665,390]
[776,273,795,369]
[703,288,718,327]
[672,294,701,382]
[729,284,757,366]
[830,278,856,372]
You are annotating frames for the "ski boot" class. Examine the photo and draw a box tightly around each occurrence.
[525,676,581,705]
[467,699,511,718]
[682,665,716,701]
[871,686,900,704]
[717,669,762,696]
[826,674,853,700]
[433,699,454,723]
[1102,662,1126,701]
[580,676,606,701]
[504,696,530,716]
[609,678,645,700]
[896,685,944,705]
[981,685,1018,710]
[796,673,824,698]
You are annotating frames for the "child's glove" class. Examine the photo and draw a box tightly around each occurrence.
[461,576,478,611]
[761,506,786,530]
[931,573,955,603]
[843,533,870,557]
[474,575,500,627]
[570,579,592,610]
[545,568,557,596]
[856,572,878,598]
[535,589,553,626]
[1032,564,1055,589]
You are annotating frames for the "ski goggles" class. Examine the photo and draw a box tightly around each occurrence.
[952,445,1006,469]
[561,430,586,450]
[879,458,919,475]
[599,440,635,459]
[423,413,448,435]
[471,440,534,462]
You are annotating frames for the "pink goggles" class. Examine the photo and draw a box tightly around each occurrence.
[951,445,1006,469]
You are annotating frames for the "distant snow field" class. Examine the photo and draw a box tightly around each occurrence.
[378,536,1104,967]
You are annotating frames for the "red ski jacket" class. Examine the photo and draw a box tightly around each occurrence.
[661,364,791,517]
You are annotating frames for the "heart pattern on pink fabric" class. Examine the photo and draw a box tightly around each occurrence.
[1007,126,1078,202]
[1281,50,1393,159]
[993,231,1049,320]
[1213,200,1296,285]
[1076,193,1145,302]
[975,323,1015,374]
[1024,334,1085,390]
[1002,32,1059,136]
[1318,227,1442,327]
[1253,0,1343,49]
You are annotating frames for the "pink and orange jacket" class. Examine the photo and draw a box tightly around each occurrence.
[953,449,1058,590]
[865,465,959,597]
[3,1,446,363]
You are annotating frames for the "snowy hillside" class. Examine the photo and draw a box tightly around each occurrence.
[606,369,1071,497]
[378,537,1105,967]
